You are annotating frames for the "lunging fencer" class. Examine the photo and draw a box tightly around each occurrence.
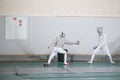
[44,32,79,67]
[88,27,115,64]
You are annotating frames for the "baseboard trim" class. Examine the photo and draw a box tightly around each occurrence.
[0,54,120,62]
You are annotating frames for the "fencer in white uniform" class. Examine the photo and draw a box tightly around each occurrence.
[47,32,79,65]
[88,27,115,64]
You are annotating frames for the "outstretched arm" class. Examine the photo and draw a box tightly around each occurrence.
[65,39,80,45]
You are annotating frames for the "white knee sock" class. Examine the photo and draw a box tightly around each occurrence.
[64,53,67,63]
[90,53,95,62]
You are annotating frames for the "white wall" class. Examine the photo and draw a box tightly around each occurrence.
[31,17,120,55]
[54,0,120,17]
[0,0,120,17]
[0,16,120,55]
[0,0,53,16]
[0,16,32,55]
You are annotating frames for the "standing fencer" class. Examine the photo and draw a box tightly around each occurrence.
[44,32,79,66]
[88,27,115,64]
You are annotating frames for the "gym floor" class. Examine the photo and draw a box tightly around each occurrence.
[0,61,120,80]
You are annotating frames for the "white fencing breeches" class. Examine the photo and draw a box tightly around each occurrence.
[90,44,113,63]
[48,47,67,64]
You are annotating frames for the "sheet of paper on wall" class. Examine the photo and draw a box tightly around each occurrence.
[5,16,27,39]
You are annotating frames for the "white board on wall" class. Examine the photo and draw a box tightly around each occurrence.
[5,16,27,39]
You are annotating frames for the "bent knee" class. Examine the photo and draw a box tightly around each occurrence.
[64,49,68,52]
